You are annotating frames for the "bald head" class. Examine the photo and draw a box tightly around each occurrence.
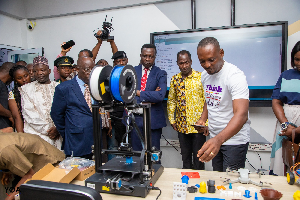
[77,57,95,84]
[77,56,94,66]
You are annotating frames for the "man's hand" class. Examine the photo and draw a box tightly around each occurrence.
[155,87,161,91]
[136,90,140,97]
[195,120,209,136]
[279,124,296,137]
[197,137,223,162]
[47,127,59,140]
[5,194,14,200]
[61,42,72,55]
[0,127,14,133]
[95,30,103,43]
[171,123,178,132]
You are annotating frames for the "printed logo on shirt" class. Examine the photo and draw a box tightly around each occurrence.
[205,85,222,107]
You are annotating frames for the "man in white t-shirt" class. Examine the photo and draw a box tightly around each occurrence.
[195,37,251,172]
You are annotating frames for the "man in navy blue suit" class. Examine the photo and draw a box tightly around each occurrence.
[51,56,95,159]
[130,44,167,151]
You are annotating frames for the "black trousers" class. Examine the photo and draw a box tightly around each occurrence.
[178,132,206,170]
[212,142,249,172]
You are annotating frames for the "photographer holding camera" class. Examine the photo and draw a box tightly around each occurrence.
[92,30,118,65]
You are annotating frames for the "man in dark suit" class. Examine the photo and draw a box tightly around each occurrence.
[130,44,167,151]
[51,56,95,159]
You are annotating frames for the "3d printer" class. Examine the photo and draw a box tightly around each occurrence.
[85,65,164,198]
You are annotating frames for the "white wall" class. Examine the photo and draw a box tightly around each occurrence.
[0,14,23,47]
[196,0,231,28]
[26,4,178,80]
[235,0,300,25]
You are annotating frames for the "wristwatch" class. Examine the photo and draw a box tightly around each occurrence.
[281,122,297,130]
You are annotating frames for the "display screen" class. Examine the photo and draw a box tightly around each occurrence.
[151,22,287,102]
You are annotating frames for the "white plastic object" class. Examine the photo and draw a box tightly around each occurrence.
[234,191,242,197]
[173,182,187,200]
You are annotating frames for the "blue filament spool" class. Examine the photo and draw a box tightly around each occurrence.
[110,66,124,102]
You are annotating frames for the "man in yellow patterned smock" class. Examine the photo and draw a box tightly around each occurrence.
[167,50,206,170]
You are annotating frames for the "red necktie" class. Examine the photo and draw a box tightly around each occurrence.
[141,68,148,91]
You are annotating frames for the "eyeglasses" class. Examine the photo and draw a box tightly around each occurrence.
[82,67,93,73]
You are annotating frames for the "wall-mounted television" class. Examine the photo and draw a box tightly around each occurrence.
[151,21,288,107]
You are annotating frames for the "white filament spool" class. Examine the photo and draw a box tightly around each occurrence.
[89,66,104,101]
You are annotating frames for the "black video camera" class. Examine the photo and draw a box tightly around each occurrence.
[94,15,114,41]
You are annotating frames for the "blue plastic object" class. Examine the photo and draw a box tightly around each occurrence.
[151,153,159,162]
[125,156,133,164]
[118,179,122,189]
[255,192,258,200]
[195,184,200,188]
[243,190,252,198]
[181,175,189,184]
[110,66,124,102]
[229,183,232,189]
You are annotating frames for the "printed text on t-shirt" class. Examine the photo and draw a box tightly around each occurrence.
[205,85,223,107]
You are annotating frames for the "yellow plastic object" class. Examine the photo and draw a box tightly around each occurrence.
[199,181,207,193]
[102,186,110,191]
[294,190,300,200]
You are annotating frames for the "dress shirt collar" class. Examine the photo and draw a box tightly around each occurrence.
[142,65,152,72]
[76,75,86,95]
[76,75,85,87]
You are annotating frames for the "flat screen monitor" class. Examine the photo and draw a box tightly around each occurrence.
[151,21,288,106]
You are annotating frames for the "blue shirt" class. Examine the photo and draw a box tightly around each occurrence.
[76,75,95,104]
[75,75,86,95]
[271,69,300,105]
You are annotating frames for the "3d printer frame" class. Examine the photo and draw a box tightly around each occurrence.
[86,97,163,198]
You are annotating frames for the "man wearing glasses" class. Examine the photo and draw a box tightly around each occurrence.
[51,55,95,159]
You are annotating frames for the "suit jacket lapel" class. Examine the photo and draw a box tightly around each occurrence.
[136,65,142,90]
[71,78,91,113]
[145,65,156,91]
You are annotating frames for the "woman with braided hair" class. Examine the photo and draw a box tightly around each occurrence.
[8,65,31,132]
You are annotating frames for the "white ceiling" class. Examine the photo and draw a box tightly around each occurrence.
[0,0,179,20]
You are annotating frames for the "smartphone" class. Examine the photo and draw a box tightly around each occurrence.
[62,40,75,50]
